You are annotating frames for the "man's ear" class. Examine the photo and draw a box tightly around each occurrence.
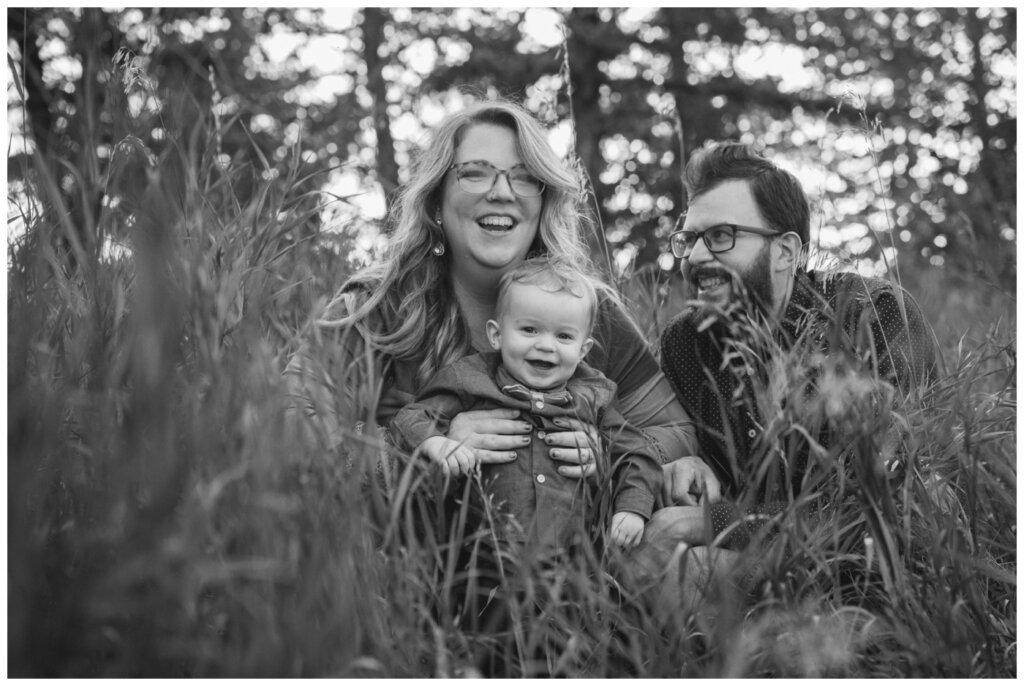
[485,320,502,351]
[580,337,594,358]
[773,232,804,272]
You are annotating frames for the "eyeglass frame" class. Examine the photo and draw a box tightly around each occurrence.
[669,215,783,259]
[447,160,546,197]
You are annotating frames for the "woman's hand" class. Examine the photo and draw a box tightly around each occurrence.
[545,417,600,479]
[447,408,531,464]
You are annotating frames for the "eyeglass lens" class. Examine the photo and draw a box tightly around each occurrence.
[455,162,544,196]
[672,225,737,257]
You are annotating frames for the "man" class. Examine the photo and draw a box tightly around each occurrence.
[633,142,936,605]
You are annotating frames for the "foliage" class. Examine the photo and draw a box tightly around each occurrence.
[8,7,1016,289]
[7,40,1016,677]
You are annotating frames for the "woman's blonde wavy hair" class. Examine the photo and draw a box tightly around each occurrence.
[322,99,596,386]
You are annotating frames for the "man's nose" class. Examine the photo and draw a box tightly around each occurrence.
[680,237,712,276]
[687,235,714,264]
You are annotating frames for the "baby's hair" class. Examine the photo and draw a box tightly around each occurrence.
[494,257,599,333]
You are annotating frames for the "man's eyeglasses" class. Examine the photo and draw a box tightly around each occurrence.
[669,216,782,258]
[449,161,545,197]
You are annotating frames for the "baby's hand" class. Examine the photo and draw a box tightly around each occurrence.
[610,511,645,548]
[420,436,479,477]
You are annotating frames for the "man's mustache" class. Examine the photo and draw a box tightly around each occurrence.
[684,264,739,288]
[682,263,761,312]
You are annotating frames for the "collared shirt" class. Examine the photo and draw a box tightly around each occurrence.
[660,269,937,547]
[392,352,663,547]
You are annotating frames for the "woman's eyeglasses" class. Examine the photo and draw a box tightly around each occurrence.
[449,161,545,197]
[669,215,782,258]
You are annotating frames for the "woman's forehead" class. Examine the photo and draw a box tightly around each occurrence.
[455,122,519,157]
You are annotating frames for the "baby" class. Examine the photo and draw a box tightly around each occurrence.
[392,257,662,548]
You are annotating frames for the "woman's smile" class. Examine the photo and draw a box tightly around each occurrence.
[477,214,516,231]
[439,123,541,277]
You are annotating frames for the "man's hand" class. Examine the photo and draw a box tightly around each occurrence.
[662,456,722,506]
[419,436,483,477]
[642,505,710,547]
[610,511,645,548]
[626,505,711,588]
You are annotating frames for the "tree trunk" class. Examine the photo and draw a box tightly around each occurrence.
[565,8,615,275]
[362,8,399,219]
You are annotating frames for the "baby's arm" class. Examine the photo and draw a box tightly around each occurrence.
[600,405,663,548]
[392,364,473,462]
[610,511,645,548]
[419,436,479,478]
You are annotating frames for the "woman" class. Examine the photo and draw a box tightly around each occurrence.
[285,98,722,675]
[290,98,716,503]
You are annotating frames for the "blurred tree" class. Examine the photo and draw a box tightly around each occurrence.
[362,7,399,212]
[9,8,120,264]
[746,7,1016,289]
[8,7,367,262]
[8,7,1015,288]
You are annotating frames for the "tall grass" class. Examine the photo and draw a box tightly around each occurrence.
[8,57,1016,676]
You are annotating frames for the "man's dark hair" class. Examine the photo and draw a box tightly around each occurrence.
[684,142,811,245]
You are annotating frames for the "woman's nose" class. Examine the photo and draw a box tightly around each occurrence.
[486,172,516,201]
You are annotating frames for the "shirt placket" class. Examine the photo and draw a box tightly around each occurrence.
[528,411,579,545]
[527,413,551,489]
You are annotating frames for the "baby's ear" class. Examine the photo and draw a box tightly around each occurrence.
[580,337,594,358]
[485,320,502,351]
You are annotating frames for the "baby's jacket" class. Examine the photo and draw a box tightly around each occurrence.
[392,352,662,546]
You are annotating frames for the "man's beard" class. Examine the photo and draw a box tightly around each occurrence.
[685,243,774,318]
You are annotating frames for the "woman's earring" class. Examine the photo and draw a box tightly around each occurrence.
[432,211,445,255]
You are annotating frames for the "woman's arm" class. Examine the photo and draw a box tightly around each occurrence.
[616,370,697,462]
[589,295,721,504]
[619,371,722,505]
[589,294,696,451]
